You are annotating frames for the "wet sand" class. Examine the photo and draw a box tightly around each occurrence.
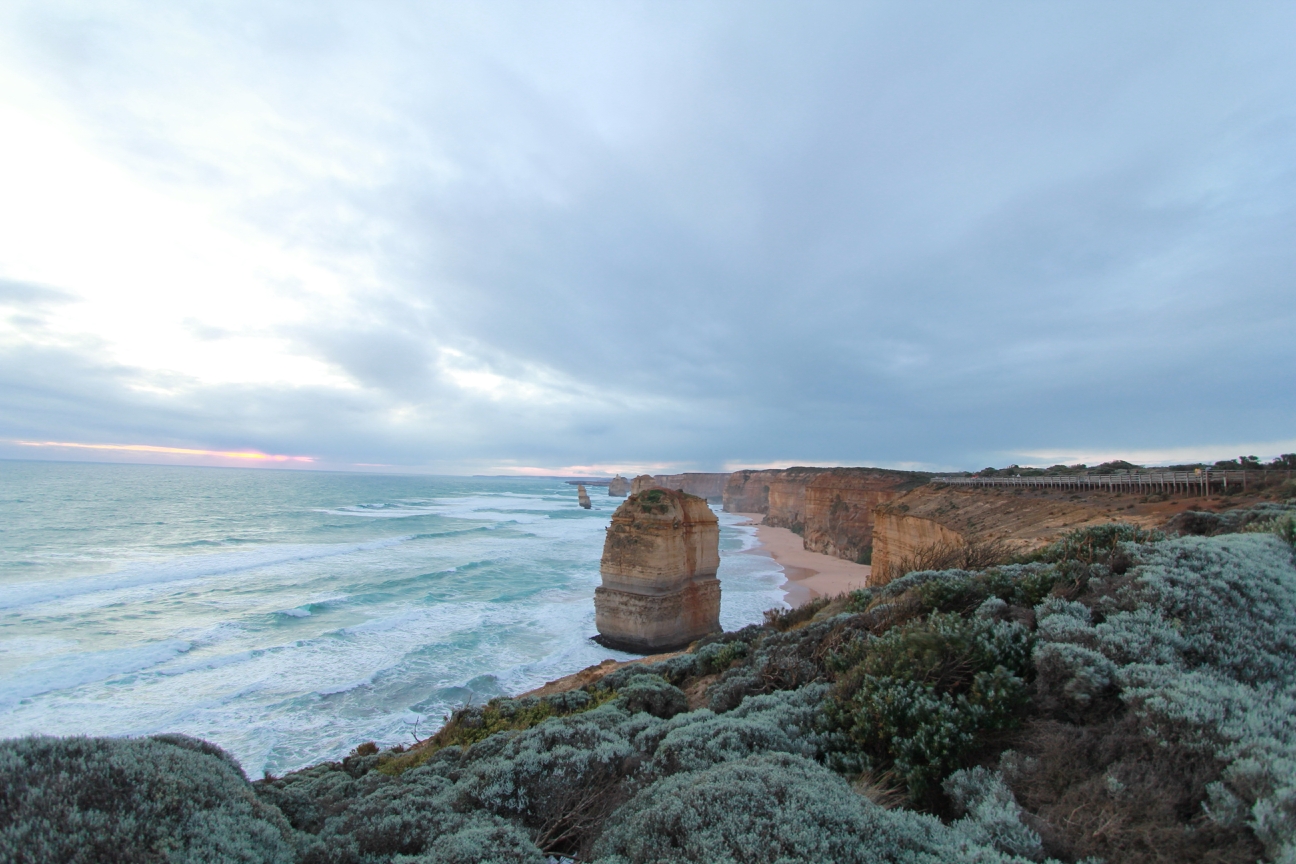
[737,513,872,607]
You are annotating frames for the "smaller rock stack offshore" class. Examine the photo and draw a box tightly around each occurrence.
[577,484,592,509]
[607,475,631,497]
[594,488,721,653]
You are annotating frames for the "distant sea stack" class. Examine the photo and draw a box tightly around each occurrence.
[607,475,631,497]
[594,489,721,653]
[577,484,592,509]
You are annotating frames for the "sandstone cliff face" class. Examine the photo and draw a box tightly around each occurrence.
[607,475,631,497]
[645,473,729,502]
[870,508,968,578]
[869,484,1172,581]
[800,469,929,562]
[595,489,721,653]
[764,468,831,531]
[630,475,659,495]
[721,469,781,513]
[630,473,728,501]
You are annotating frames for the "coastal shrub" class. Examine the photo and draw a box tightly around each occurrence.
[693,639,749,675]
[1243,512,1296,548]
[593,752,894,864]
[1166,503,1296,538]
[1026,533,1296,861]
[877,537,1015,585]
[826,613,1033,799]
[376,687,619,775]
[638,685,829,779]
[592,752,1044,864]
[763,595,831,630]
[704,617,837,712]
[1092,534,1296,681]
[455,704,644,854]
[943,767,1042,860]
[0,735,294,864]
[1026,522,1162,566]
[294,770,542,864]
[614,675,688,719]
[905,563,1074,617]
[1001,717,1264,864]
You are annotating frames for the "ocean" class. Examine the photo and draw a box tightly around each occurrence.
[0,461,787,776]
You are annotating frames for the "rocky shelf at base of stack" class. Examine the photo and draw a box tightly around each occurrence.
[594,488,721,653]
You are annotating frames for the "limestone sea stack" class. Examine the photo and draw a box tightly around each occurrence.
[577,484,592,509]
[607,475,631,497]
[594,488,721,653]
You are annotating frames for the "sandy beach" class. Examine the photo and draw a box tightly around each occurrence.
[737,513,872,607]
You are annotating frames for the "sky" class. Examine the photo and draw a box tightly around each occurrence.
[0,2,1293,476]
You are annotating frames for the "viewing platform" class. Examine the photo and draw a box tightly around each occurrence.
[930,470,1258,495]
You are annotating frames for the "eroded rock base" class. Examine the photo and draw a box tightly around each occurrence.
[594,578,720,653]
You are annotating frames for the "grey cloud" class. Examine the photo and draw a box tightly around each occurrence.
[1,2,1294,470]
[0,278,77,307]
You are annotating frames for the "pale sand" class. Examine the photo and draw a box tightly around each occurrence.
[736,513,872,607]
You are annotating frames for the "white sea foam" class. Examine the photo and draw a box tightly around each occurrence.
[0,639,192,710]
[0,467,784,776]
[0,536,411,611]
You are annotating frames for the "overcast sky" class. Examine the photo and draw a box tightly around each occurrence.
[0,2,1293,475]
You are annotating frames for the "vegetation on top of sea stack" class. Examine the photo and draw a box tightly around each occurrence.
[3,504,1295,863]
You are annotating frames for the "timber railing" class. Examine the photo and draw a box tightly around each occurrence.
[930,470,1261,495]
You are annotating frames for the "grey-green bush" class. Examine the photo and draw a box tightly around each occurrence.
[826,612,1033,798]
[0,735,294,864]
[592,752,1043,864]
[1035,533,1296,862]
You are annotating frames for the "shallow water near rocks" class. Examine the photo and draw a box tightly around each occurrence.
[0,461,786,776]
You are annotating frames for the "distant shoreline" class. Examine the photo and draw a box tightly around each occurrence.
[735,512,872,607]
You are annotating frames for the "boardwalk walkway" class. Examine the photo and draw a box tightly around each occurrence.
[931,470,1255,496]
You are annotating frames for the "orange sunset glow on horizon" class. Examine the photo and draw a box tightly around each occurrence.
[14,440,315,463]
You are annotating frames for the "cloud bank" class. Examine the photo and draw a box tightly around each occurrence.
[1,2,1293,473]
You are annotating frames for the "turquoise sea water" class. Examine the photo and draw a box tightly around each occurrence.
[0,461,786,776]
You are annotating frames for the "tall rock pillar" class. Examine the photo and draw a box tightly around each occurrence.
[594,488,721,653]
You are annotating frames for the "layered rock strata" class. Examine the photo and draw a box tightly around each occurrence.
[607,475,631,497]
[630,475,659,495]
[594,489,721,653]
[649,473,729,502]
[722,466,928,563]
[765,468,832,531]
[721,469,782,514]
[801,469,931,562]
[577,484,592,509]
[629,473,728,501]
[869,484,1174,580]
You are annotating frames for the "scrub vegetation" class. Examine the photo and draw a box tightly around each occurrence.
[4,504,1295,863]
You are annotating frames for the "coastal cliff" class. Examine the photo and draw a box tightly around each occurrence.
[764,468,831,532]
[801,468,930,562]
[869,484,1173,580]
[607,475,631,497]
[721,468,781,513]
[630,472,728,501]
[594,489,721,653]
[723,466,929,564]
